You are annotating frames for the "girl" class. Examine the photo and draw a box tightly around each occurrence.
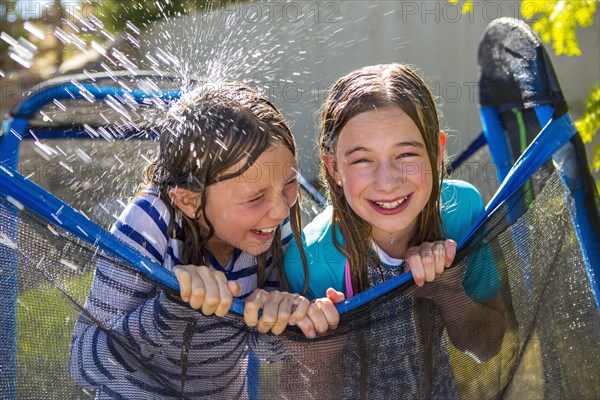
[284,63,506,397]
[70,83,338,399]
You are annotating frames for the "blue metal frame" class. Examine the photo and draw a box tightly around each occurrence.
[465,114,576,239]
[554,140,600,309]
[449,131,487,173]
[1,75,598,398]
[0,161,181,293]
[0,81,324,199]
[11,85,180,119]
[1,80,595,315]
[479,107,514,182]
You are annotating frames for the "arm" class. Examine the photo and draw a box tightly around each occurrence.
[274,289,346,400]
[70,194,201,390]
[433,290,506,363]
[70,286,216,391]
[405,240,507,363]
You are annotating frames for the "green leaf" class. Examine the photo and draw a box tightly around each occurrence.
[575,83,600,144]
[462,1,474,14]
[521,0,597,56]
[592,145,600,172]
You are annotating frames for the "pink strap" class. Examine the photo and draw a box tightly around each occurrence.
[344,259,354,299]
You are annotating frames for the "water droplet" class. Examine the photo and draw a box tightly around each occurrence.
[23,22,45,40]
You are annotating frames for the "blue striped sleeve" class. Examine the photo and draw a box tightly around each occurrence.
[111,193,171,265]
[225,266,257,281]
[114,220,164,264]
[132,197,170,238]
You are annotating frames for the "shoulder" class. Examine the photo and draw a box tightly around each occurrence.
[441,180,484,243]
[303,206,337,245]
[111,188,173,264]
[441,180,483,208]
[295,206,344,257]
[441,179,484,215]
[284,206,346,299]
[116,189,171,231]
[279,216,293,250]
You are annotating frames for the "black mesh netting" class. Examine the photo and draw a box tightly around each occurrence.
[1,135,599,399]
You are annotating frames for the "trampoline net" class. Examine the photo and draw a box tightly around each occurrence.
[1,131,598,399]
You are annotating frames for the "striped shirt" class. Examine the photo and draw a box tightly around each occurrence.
[70,188,293,399]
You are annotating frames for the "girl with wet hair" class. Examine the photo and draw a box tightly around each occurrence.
[285,64,506,398]
[71,83,339,398]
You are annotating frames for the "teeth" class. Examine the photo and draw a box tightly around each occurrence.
[374,196,408,209]
[254,226,277,234]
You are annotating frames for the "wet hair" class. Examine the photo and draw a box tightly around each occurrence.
[146,82,305,290]
[319,63,445,294]
[319,63,445,397]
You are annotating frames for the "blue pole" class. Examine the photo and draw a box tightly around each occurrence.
[0,117,28,169]
[479,107,513,182]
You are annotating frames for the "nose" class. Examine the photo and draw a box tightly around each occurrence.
[267,192,290,221]
[373,162,402,192]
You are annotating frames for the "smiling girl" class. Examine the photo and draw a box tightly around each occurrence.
[284,63,506,397]
[70,83,339,399]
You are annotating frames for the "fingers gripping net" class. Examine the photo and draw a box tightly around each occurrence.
[1,136,599,399]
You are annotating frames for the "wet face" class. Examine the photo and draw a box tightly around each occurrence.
[324,107,441,250]
[201,141,298,263]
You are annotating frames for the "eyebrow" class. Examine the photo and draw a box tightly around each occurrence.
[240,174,298,196]
[344,141,425,157]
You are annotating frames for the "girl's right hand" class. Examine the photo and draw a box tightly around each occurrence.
[243,289,311,336]
[406,239,457,287]
[173,265,242,317]
[243,288,345,338]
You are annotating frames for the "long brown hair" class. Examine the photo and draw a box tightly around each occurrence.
[319,63,446,398]
[145,82,304,289]
[319,63,445,294]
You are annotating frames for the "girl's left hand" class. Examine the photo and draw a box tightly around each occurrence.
[405,239,457,287]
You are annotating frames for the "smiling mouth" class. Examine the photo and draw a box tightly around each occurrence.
[371,195,409,209]
[252,226,277,234]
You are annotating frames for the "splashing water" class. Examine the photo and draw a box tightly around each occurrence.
[9,0,400,230]
[1,31,37,68]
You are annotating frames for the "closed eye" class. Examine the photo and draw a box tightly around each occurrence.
[397,153,418,159]
[247,194,263,203]
[350,158,371,164]
[285,177,299,186]
[247,179,297,204]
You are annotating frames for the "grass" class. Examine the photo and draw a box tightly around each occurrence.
[16,271,94,399]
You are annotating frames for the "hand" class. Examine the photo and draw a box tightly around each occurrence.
[173,264,242,317]
[301,288,345,337]
[243,289,310,336]
[405,239,457,287]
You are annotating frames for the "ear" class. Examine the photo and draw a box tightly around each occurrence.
[437,131,447,167]
[321,152,341,183]
[168,187,200,219]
